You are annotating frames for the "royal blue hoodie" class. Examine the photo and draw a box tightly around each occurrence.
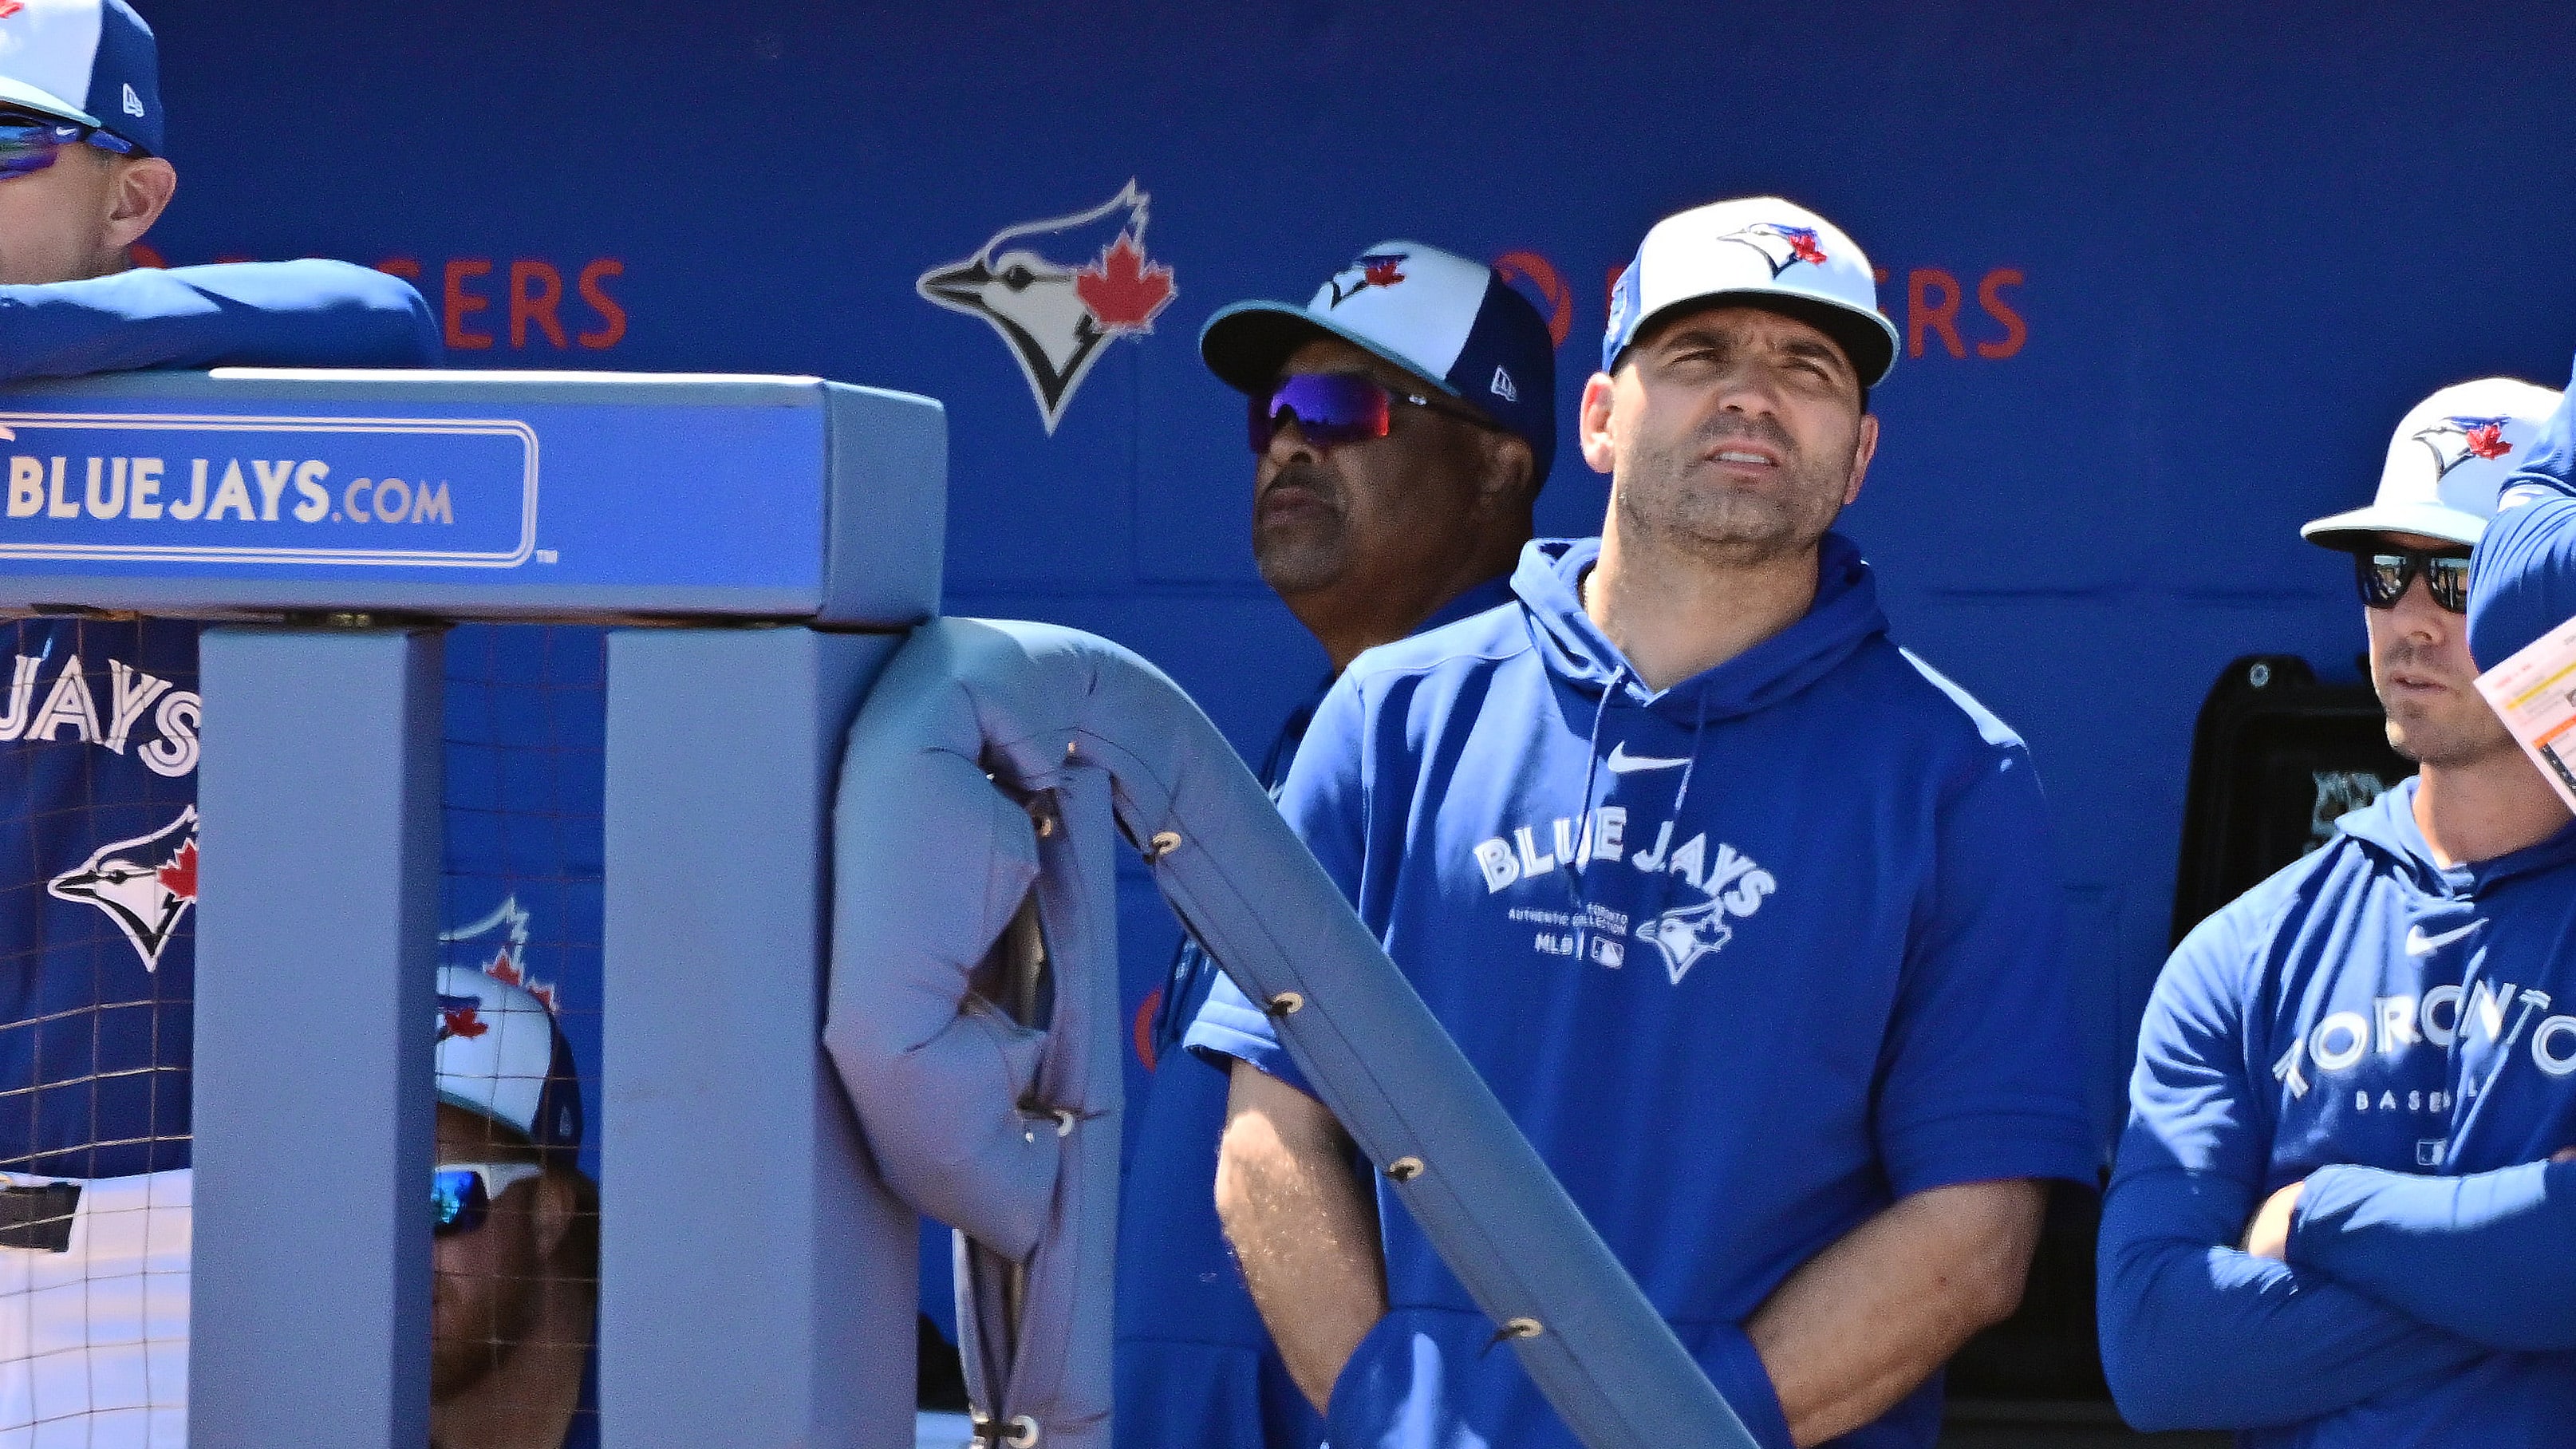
[0,259,436,1176]
[1187,534,2095,1449]
[2100,780,2576,1446]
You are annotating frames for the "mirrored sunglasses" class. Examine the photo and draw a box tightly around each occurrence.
[432,1160,544,1237]
[2355,550,2470,614]
[0,113,137,181]
[1249,372,1488,452]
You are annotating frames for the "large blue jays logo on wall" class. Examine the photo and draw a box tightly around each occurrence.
[918,180,1178,433]
[2413,415,2515,476]
[1718,222,1829,278]
[47,805,196,972]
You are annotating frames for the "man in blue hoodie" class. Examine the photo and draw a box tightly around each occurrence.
[2097,369,2576,1446]
[0,4,436,1443]
[1116,241,1555,1449]
[1187,196,2095,1449]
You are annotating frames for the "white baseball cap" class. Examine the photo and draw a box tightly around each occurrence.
[0,0,162,154]
[1201,239,1558,479]
[2301,376,2566,552]
[1604,196,1899,386]
[435,965,582,1151]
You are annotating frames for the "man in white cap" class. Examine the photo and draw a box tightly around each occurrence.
[1188,198,2093,1449]
[2100,376,2576,1445]
[431,966,597,1449]
[1114,241,1554,1449]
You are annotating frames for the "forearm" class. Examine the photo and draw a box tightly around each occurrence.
[1746,1179,2043,1447]
[1214,1060,1387,1413]
[2289,1160,2576,1350]
[0,260,437,381]
[2097,1167,2485,1430]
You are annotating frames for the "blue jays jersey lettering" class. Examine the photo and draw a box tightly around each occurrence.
[2102,780,2576,1446]
[1188,535,2093,1449]
[0,616,199,1179]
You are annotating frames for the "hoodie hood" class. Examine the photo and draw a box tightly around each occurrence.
[2336,774,2576,894]
[1511,532,1890,724]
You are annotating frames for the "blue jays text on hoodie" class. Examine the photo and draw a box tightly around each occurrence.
[0,259,436,1178]
[1185,535,2096,1449]
[2098,779,2576,1447]
[1114,574,1514,1449]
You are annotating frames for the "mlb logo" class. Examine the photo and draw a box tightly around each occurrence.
[1591,937,1623,969]
[2416,1139,2444,1167]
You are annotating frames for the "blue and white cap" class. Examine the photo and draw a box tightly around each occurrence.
[0,0,160,155]
[1604,196,1897,387]
[2301,376,2564,552]
[1201,240,1556,484]
[435,965,583,1152]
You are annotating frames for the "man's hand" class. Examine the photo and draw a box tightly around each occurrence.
[1214,1060,1388,1414]
[1747,1178,2045,1447]
[2243,1178,2305,1261]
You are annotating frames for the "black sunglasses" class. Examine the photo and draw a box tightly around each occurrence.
[2355,550,2470,614]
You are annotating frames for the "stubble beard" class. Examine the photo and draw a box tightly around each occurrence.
[1615,424,1856,571]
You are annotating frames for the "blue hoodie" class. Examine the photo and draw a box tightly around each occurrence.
[2100,780,2576,1445]
[1187,534,2094,1449]
[0,259,436,1176]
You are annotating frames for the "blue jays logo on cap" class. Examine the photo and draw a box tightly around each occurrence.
[917,180,1178,435]
[436,993,487,1044]
[2416,416,2515,477]
[1327,251,1409,307]
[1718,223,1828,278]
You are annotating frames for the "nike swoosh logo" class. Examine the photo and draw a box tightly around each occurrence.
[1606,743,1690,773]
[2405,921,2484,957]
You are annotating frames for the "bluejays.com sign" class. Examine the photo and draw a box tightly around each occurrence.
[0,412,537,568]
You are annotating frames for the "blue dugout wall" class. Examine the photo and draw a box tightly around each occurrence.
[141,0,2576,1204]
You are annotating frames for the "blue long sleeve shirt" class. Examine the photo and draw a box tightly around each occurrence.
[0,259,437,381]
[2101,780,2576,1443]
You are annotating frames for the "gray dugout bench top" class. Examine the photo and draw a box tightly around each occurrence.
[0,368,947,624]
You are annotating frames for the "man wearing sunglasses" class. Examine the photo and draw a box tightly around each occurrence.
[1113,242,1553,1449]
[1189,198,2095,1449]
[0,4,437,1445]
[2101,373,2576,1446]
[432,966,598,1449]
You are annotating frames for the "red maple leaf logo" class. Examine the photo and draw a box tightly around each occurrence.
[481,949,561,1013]
[2466,423,2511,460]
[158,841,197,902]
[1785,231,1827,266]
[1075,232,1175,332]
[0,3,24,20]
[1364,257,1406,288]
[442,1005,488,1040]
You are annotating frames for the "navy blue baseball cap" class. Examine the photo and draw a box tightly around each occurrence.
[1202,241,1556,485]
[0,0,162,155]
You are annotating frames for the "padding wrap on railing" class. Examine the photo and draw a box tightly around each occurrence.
[824,618,1754,1449]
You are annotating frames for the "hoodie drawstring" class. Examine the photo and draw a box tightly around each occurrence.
[1564,662,1625,920]
[1640,692,1714,935]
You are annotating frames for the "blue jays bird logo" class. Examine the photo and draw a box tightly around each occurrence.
[442,894,559,1011]
[1717,223,1829,278]
[2413,416,2515,477]
[47,806,198,972]
[1635,898,1734,985]
[1327,251,1409,307]
[917,180,1177,433]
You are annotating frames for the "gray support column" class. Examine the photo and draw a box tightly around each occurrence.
[191,626,443,1447]
[602,627,916,1449]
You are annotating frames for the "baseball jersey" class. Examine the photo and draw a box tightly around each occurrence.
[1115,574,1513,1449]
[2101,780,2576,1446]
[1185,535,2095,1449]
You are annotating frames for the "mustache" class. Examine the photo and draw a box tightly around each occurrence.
[1264,458,1335,501]
[1701,414,1798,458]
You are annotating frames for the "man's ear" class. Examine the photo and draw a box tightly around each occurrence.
[105,156,176,255]
[1842,412,1880,507]
[531,1171,577,1264]
[1475,432,1536,511]
[1578,372,1619,476]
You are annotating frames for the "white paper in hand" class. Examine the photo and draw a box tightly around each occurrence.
[2474,610,2576,814]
